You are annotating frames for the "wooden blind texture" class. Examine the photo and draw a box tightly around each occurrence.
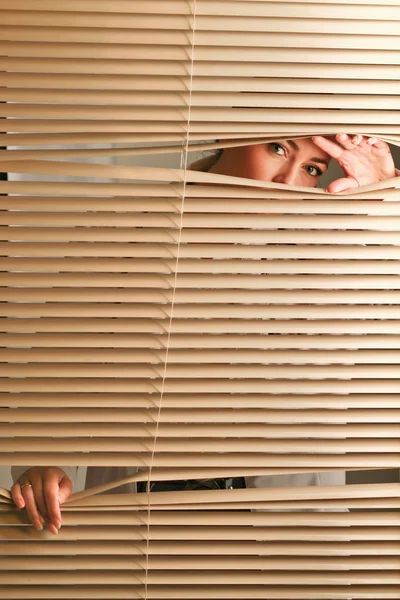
[0,0,399,598]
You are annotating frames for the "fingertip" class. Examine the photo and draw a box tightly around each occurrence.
[34,519,43,531]
[48,523,59,535]
[12,489,25,509]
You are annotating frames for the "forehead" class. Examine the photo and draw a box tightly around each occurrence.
[288,138,331,162]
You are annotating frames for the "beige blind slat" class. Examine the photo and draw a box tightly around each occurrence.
[1,392,399,409]
[3,348,400,365]
[4,44,400,67]
[3,0,400,16]
[2,10,400,30]
[1,243,399,259]
[0,539,399,556]
[1,333,400,349]
[3,72,400,94]
[2,452,399,468]
[0,407,398,423]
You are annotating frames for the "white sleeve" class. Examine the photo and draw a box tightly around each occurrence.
[11,466,78,489]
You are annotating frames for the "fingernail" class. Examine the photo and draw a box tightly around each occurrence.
[34,521,43,531]
[54,519,61,530]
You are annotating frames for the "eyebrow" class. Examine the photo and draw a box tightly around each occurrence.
[287,139,330,169]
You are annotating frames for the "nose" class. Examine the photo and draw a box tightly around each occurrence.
[272,165,297,185]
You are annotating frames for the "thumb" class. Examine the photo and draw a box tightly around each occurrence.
[58,475,73,504]
[327,176,359,194]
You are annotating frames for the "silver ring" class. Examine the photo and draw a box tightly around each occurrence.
[20,483,32,490]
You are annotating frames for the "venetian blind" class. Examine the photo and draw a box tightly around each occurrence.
[0,0,399,598]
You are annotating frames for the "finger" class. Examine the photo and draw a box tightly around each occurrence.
[43,479,62,533]
[312,136,343,160]
[350,134,363,146]
[43,473,72,532]
[21,484,44,531]
[31,478,51,525]
[335,133,356,151]
[365,137,389,150]
[58,475,73,506]
[327,177,359,194]
[11,482,25,510]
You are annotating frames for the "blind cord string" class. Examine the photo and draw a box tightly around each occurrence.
[144,1,197,597]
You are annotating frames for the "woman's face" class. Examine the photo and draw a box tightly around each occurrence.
[210,138,332,187]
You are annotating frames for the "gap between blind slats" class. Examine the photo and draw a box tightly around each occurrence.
[0,467,399,494]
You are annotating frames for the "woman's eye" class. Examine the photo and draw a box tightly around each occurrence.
[306,165,322,177]
[270,143,285,155]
